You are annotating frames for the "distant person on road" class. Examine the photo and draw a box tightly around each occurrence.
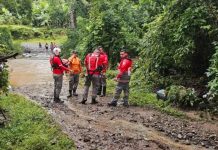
[97,46,108,97]
[108,49,133,107]
[50,42,55,53]
[80,48,106,104]
[39,42,42,48]
[67,50,82,98]
[50,48,72,103]
[45,43,49,51]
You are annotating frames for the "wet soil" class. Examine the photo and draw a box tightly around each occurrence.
[7,43,218,150]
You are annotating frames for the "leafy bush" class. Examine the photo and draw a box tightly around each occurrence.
[0,69,9,92]
[0,27,14,92]
[106,70,118,79]
[0,27,14,53]
[167,85,200,108]
[0,7,18,24]
[206,42,218,114]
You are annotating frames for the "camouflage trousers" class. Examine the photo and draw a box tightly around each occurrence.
[112,82,129,103]
[83,74,100,99]
[53,74,63,99]
[69,74,79,91]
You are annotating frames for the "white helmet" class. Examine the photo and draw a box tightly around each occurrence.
[53,47,61,55]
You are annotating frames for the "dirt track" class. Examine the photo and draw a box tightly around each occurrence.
[8,43,218,150]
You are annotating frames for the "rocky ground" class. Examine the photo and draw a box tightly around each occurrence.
[8,43,218,150]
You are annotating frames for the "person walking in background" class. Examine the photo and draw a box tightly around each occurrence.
[108,49,133,107]
[39,42,42,48]
[45,42,49,51]
[97,46,108,97]
[50,42,54,53]
[67,50,82,98]
[50,48,72,103]
[81,48,106,104]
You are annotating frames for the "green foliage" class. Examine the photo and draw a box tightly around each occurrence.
[0,27,14,92]
[0,68,9,92]
[0,7,17,24]
[167,85,200,108]
[106,70,118,79]
[133,0,218,112]
[0,94,75,150]
[0,0,33,25]
[63,0,142,67]
[207,42,218,114]
[0,27,14,53]
[139,0,218,76]
[0,25,42,39]
[0,25,68,41]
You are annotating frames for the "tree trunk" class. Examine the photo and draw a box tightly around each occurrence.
[70,6,77,29]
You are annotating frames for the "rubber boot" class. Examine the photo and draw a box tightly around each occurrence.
[67,90,72,98]
[80,98,87,104]
[97,85,102,95]
[73,89,78,96]
[123,100,129,107]
[108,100,117,107]
[100,86,106,97]
[54,97,64,103]
[91,97,98,104]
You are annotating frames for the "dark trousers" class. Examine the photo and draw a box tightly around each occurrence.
[53,74,63,99]
[83,74,100,99]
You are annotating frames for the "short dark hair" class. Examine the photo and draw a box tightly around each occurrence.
[71,50,78,54]
[120,49,128,54]
[98,46,103,49]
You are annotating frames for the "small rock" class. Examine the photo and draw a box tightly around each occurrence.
[178,134,183,139]
[84,136,91,142]
[184,140,191,145]
[129,119,137,123]
[110,116,115,120]
[209,134,216,140]
[145,143,150,147]
[186,132,193,138]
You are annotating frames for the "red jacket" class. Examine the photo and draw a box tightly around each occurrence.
[117,58,133,79]
[84,53,105,75]
[100,52,108,73]
[50,55,70,75]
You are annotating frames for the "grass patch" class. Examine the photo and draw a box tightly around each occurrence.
[0,93,75,150]
[129,91,185,117]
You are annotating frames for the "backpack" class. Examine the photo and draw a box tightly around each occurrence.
[88,53,100,71]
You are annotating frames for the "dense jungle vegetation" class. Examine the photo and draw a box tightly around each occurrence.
[0,0,218,114]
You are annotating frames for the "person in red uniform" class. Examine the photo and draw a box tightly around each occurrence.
[97,46,108,97]
[108,49,133,107]
[50,47,72,103]
[81,48,106,104]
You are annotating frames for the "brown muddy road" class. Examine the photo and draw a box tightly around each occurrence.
[8,44,218,150]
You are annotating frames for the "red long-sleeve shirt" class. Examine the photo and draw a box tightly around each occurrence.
[51,56,70,75]
[117,58,133,79]
[100,52,108,73]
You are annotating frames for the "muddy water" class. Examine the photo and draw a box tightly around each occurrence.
[7,48,217,150]
[8,58,52,87]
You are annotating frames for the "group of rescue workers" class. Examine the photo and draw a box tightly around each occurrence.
[50,46,133,107]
